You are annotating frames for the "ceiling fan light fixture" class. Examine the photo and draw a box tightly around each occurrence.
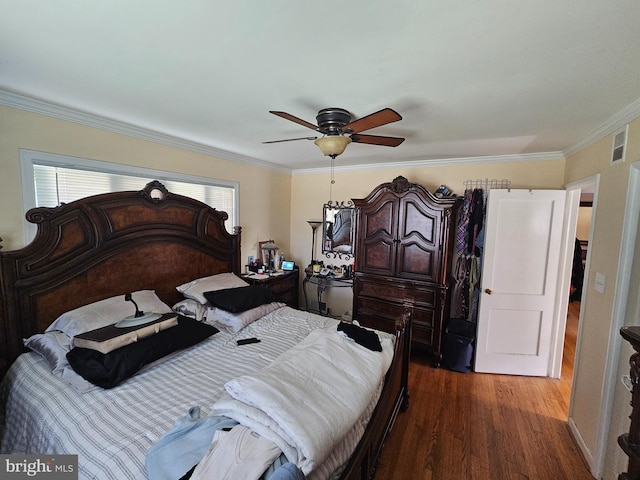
[314,135,351,158]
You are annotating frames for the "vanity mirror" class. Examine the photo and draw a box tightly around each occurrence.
[322,200,354,259]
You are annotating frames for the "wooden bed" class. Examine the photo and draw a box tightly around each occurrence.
[0,181,410,479]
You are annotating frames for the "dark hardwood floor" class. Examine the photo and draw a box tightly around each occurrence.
[374,302,593,480]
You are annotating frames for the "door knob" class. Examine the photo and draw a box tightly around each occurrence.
[484,288,494,295]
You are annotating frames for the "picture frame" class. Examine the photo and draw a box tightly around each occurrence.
[258,239,274,266]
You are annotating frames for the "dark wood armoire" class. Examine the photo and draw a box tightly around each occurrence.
[352,176,461,365]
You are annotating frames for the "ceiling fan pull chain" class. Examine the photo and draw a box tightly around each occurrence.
[329,156,336,202]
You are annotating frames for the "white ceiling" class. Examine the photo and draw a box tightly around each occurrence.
[2,1,640,171]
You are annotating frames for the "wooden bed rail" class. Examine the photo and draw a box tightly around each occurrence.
[339,309,411,479]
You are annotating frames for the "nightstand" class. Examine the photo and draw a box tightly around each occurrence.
[242,267,299,308]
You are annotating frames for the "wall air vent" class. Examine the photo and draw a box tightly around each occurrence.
[611,124,629,164]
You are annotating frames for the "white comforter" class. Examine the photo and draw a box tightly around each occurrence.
[210,325,394,476]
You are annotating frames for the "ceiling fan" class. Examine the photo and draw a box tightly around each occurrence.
[264,107,405,159]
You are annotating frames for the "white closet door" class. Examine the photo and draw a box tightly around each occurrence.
[475,189,566,376]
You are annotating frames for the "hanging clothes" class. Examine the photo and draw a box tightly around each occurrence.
[460,256,471,319]
[455,189,473,255]
[450,256,467,318]
[450,188,485,324]
[467,189,484,256]
[468,256,480,323]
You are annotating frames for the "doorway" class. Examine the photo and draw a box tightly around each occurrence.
[548,177,597,379]
[565,184,595,385]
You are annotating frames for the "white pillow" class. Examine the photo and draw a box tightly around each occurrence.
[172,299,208,321]
[46,290,173,337]
[24,331,98,393]
[176,273,249,305]
[24,331,71,375]
[211,302,285,333]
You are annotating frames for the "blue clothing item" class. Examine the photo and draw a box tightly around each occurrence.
[262,453,288,479]
[268,462,305,480]
[146,406,238,480]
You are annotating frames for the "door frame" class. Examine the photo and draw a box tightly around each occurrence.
[588,161,640,477]
[560,174,599,471]
[548,187,581,378]
[550,175,599,378]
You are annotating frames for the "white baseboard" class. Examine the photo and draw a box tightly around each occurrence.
[568,416,597,477]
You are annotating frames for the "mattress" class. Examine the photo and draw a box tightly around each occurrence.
[0,307,392,480]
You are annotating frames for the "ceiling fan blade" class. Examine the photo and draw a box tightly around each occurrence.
[269,111,319,131]
[350,133,405,147]
[342,108,402,134]
[262,136,317,144]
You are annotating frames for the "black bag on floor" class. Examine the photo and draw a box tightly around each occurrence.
[442,318,476,373]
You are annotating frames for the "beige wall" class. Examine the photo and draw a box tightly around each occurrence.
[564,116,640,480]
[290,158,566,314]
[0,105,292,262]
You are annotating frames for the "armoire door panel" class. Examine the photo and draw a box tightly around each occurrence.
[397,242,436,279]
[363,200,396,239]
[360,239,395,273]
[401,197,438,244]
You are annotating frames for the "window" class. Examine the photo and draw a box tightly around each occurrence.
[20,150,238,243]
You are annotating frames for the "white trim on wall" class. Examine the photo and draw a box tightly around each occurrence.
[565,98,640,158]
[5,88,640,176]
[3,89,640,174]
[1,90,290,174]
[291,151,565,175]
[0,89,567,174]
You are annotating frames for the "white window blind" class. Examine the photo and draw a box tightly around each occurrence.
[24,154,236,238]
[33,165,235,226]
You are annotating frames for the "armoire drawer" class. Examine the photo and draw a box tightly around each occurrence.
[355,277,438,308]
[412,322,435,346]
[356,295,436,329]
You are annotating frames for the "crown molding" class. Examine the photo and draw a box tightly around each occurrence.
[292,151,564,175]
[0,89,292,174]
[4,88,637,173]
[564,96,640,158]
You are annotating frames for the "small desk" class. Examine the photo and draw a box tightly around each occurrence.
[303,267,352,316]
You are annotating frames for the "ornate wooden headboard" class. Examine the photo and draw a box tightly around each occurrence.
[0,181,242,374]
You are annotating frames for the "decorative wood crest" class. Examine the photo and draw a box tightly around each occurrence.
[388,176,412,193]
[138,180,170,202]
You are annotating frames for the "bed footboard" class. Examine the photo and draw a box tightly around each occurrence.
[339,310,411,480]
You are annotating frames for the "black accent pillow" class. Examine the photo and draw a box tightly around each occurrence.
[337,322,382,352]
[66,316,218,389]
[203,285,274,313]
